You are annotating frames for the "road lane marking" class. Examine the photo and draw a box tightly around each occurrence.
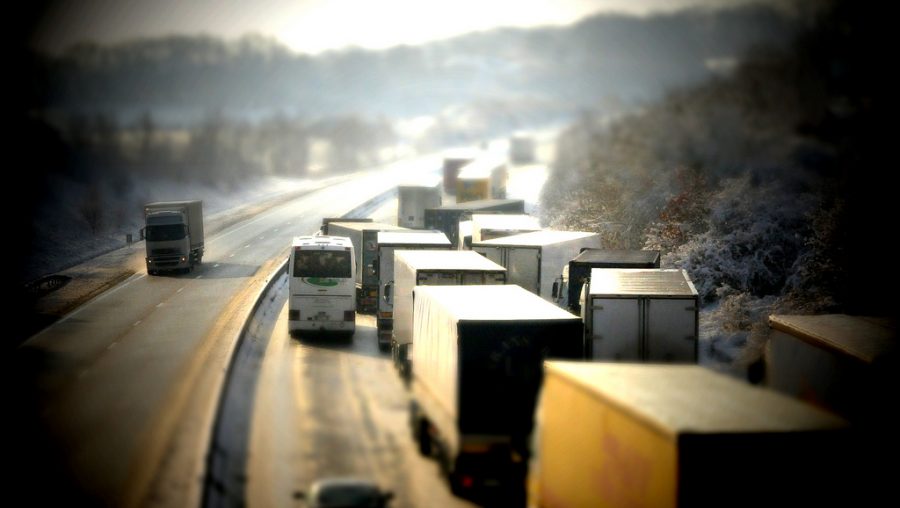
[230,254,235,258]
[214,263,220,268]
[57,272,146,324]
[157,303,165,308]
[196,275,203,279]
[108,341,118,350]
[177,287,184,293]
[245,244,251,248]
[134,320,142,327]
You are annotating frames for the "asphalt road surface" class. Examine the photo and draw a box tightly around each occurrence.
[7,158,440,507]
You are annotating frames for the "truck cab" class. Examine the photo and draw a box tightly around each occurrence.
[143,200,204,275]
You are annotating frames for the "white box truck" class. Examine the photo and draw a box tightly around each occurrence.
[390,250,507,377]
[472,230,601,302]
[326,221,407,312]
[410,285,583,501]
[582,268,698,362]
[142,200,204,274]
[375,231,452,351]
[398,178,442,229]
[530,362,851,508]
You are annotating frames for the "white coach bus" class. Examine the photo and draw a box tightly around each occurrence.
[288,235,356,335]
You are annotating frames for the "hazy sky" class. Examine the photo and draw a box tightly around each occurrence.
[31,0,780,54]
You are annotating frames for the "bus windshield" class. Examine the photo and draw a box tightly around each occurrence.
[293,250,351,278]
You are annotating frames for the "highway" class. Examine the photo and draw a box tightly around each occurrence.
[8,157,442,507]
[217,202,476,508]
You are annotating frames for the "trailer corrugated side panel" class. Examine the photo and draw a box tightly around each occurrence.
[533,362,850,508]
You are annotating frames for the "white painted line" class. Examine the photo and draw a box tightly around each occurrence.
[177,287,184,293]
[245,244,251,248]
[156,303,165,308]
[134,320,142,327]
[196,275,203,279]
[56,272,147,325]
[214,263,220,268]
[229,253,235,258]
[107,341,118,350]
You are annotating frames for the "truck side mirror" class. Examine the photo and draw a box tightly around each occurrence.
[552,281,559,299]
[383,282,392,302]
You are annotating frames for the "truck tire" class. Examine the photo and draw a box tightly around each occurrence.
[377,340,390,353]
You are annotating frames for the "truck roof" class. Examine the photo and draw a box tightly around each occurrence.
[545,362,847,437]
[572,249,660,267]
[145,200,202,208]
[327,221,407,233]
[292,235,353,249]
[427,199,524,211]
[396,250,506,272]
[471,214,541,230]
[399,174,442,188]
[376,231,451,246]
[768,314,896,364]
[588,269,697,297]
[413,285,578,321]
[473,230,597,247]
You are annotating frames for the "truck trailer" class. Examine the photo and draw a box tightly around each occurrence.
[398,178,442,229]
[326,221,407,312]
[375,231,452,351]
[530,362,851,508]
[582,268,698,362]
[410,285,583,499]
[472,230,601,302]
[553,249,661,313]
[424,198,525,248]
[390,250,507,377]
[142,200,204,274]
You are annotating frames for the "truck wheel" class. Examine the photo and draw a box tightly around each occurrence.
[377,340,390,353]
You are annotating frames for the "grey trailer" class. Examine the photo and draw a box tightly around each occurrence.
[582,268,698,362]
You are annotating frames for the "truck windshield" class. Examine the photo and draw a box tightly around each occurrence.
[293,250,351,278]
[146,224,187,241]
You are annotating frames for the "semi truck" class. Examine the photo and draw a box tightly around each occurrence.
[398,179,442,229]
[375,231,452,351]
[581,268,698,362]
[472,230,601,302]
[553,249,661,313]
[530,362,851,508]
[455,154,507,203]
[142,200,204,275]
[424,199,525,249]
[409,285,583,500]
[389,250,507,377]
[326,221,407,312]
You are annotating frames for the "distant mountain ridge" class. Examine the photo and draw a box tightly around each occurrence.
[33,4,797,124]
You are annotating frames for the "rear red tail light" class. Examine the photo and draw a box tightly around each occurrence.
[344,310,355,322]
[461,476,474,489]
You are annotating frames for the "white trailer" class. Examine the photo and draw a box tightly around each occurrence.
[398,177,442,229]
[375,231,452,351]
[472,230,601,301]
[390,250,507,377]
[582,268,699,362]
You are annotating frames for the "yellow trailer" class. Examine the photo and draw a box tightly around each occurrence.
[530,362,850,508]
